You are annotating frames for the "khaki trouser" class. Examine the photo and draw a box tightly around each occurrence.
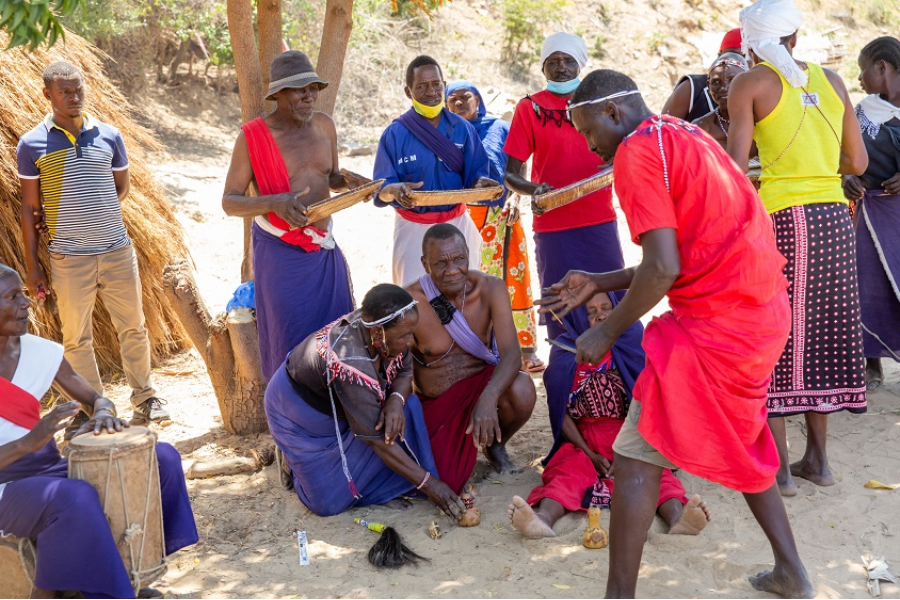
[49,245,156,406]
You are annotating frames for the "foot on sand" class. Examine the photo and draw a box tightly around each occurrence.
[508,495,556,539]
[485,443,523,474]
[749,566,816,599]
[668,495,711,535]
[790,459,835,487]
[865,366,884,390]
[777,474,799,497]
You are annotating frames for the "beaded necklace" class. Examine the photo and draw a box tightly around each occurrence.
[714,108,729,138]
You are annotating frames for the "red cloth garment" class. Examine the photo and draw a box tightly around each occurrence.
[419,365,495,494]
[527,416,686,511]
[241,117,328,251]
[614,115,790,494]
[397,203,467,224]
[504,91,616,233]
[0,377,40,429]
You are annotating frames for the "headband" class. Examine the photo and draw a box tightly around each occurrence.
[361,300,418,327]
[567,89,641,112]
[710,58,749,73]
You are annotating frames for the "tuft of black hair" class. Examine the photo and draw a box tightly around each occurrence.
[367,527,429,569]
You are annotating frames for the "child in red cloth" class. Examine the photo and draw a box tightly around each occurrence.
[508,293,709,539]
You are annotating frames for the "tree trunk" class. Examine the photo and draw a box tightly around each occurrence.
[226,0,264,281]
[163,260,267,435]
[316,0,354,116]
[226,0,264,123]
[257,0,282,116]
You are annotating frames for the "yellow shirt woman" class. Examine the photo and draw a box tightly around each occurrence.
[753,61,845,214]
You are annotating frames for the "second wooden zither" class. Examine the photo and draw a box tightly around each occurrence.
[532,166,615,215]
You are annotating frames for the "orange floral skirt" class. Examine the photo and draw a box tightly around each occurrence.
[468,204,538,352]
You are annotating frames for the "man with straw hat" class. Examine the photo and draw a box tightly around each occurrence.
[727,0,869,498]
[17,61,170,427]
[223,51,367,382]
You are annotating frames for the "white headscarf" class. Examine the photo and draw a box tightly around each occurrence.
[540,32,588,69]
[740,0,807,88]
[857,94,900,139]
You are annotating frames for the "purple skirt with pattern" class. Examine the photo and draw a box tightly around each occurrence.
[767,203,867,415]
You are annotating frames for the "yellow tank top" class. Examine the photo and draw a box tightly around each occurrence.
[753,62,846,214]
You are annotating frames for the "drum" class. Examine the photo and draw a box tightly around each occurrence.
[67,427,166,593]
[0,535,35,598]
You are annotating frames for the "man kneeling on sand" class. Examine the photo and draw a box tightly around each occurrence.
[406,224,536,494]
[509,291,710,538]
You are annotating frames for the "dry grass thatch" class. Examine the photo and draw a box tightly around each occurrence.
[0,29,191,374]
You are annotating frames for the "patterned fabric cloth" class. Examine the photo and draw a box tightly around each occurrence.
[567,356,629,420]
[467,204,538,352]
[768,203,867,414]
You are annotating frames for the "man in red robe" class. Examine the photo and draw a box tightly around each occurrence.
[539,70,814,599]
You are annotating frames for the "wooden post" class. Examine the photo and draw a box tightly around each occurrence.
[163,260,267,435]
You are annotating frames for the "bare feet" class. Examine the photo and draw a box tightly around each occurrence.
[749,565,816,599]
[522,351,545,373]
[668,495,711,535]
[508,495,556,539]
[380,497,413,510]
[484,443,523,474]
[790,459,835,487]
[777,473,799,497]
[866,358,884,390]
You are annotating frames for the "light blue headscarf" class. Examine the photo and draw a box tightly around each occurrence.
[446,80,509,206]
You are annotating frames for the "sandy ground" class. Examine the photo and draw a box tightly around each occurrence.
[79,81,900,599]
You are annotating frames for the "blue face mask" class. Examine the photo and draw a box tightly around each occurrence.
[547,77,581,95]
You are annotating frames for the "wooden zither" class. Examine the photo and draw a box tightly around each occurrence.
[408,186,504,207]
[532,166,615,214]
[304,179,385,223]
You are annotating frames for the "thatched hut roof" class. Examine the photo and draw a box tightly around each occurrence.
[0,30,191,374]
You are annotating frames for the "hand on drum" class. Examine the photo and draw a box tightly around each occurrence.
[78,400,130,437]
[23,401,80,451]
[534,270,599,320]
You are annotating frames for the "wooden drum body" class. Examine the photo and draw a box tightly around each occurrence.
[0,535,36,598]
[67,427,166,593]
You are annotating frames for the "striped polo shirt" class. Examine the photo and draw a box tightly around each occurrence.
[16,114,131,255]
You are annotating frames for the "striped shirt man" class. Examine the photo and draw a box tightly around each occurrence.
[16,113,130,255]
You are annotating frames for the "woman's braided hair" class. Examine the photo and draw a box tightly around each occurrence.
[861,36,900,72]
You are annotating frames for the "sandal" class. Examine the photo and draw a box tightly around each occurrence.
[522,353,546,373]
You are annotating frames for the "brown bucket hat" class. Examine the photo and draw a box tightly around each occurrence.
[266,51,328,100]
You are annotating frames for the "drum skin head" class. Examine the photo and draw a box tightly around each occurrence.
[68,426,152,448]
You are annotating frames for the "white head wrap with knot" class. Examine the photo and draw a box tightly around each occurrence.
[740,0,807,88]
[540,32,588,69]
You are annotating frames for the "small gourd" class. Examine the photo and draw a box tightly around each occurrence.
[457,492,481,527]
[582,506,608,549]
